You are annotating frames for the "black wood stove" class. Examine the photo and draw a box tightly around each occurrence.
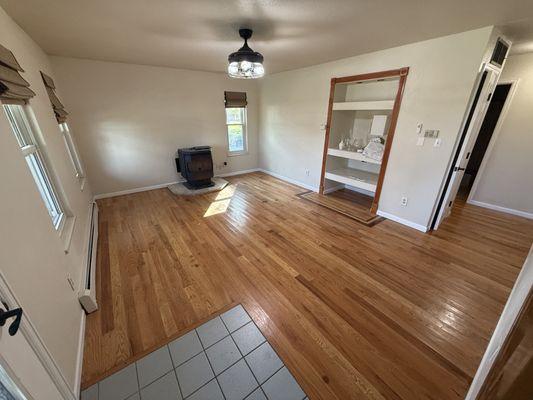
[175,146,215,189]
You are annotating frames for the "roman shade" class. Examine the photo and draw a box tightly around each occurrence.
[224,91,247,108]
[40,71,68,123]
[0,43,36,104]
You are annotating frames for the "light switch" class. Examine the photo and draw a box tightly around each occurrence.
[416,137,425,146]
[434,138,442,147]
[416,123,423,135]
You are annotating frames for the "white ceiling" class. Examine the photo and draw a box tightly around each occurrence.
[1,0,533,74]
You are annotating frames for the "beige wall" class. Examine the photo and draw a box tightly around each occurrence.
[50,57,259,196]
[470,53,533,217]
[0,7,93,391]
[258,27,494,229]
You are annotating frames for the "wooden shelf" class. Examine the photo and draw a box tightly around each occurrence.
[325,168,379,193]
[327,148,381,165]
[332,100,394,111]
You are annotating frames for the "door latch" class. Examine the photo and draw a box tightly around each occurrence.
[0,302,23,336]
[453,167,466,172]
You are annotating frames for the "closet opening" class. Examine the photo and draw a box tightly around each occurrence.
[458,83,512,201]
[302,68,409,226]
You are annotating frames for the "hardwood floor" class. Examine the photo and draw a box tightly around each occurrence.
[82,172,533,399]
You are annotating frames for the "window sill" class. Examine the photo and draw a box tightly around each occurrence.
[227,151,249,157]
[60,216,76,254]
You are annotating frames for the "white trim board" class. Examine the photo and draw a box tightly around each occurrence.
[93,169,263,200]
[216,168,260,177]
[258,169,318,192]
[468,200,533,220]
[73,310,86,398]
[376,210,429,232]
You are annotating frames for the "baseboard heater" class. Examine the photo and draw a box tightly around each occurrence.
[79,202,99,313]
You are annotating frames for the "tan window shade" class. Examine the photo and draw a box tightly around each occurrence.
[224,91,247,108]
[0,43,35,103]
[40,71,68,123]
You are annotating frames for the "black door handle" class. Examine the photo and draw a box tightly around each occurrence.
[0,302,23,336]
[454,167,465,172]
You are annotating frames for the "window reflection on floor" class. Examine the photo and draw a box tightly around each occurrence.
[204,185,237,217]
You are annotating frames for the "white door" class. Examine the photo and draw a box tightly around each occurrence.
[433,65,500,229]
[0,275,67,400]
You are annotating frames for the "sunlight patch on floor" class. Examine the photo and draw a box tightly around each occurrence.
[204,184,237,217]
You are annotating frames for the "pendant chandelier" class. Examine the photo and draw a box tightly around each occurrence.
[228,28,264,79]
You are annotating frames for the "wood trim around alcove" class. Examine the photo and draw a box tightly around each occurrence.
[319,67,410,215]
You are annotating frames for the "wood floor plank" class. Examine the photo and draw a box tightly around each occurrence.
[81,172,533,399]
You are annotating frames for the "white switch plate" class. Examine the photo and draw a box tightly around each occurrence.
[434,138,442,147]
[416,137,425,146]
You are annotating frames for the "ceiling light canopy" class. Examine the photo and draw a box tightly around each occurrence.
[228,28,264,79]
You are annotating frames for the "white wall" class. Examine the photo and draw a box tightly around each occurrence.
[50,57,259,196]
[258,27,494,228]
[0,6,93,392]
[470,53,533,217]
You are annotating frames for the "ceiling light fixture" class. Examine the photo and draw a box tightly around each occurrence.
[228,28,264,79]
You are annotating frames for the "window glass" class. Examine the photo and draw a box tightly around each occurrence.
[3,104,65,229]
[225,107,247,155]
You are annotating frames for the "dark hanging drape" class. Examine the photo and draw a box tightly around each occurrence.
[40,71,68,123]
[224,91,247,108]
[0,43,36,104]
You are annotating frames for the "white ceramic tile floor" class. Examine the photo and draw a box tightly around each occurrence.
[81,304,307,400]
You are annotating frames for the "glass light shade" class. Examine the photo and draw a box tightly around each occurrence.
[227,61,265,79]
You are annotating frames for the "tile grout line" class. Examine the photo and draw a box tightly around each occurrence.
[193,328,228,400]
[220,314,261,400]
[241,304,307,399]
[167,344,185,400]
[133,360,141,400]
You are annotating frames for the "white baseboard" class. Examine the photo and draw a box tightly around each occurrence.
[93,180,183,200]
[216,168,260,177]
[376,210,429,232]
[73,310,86,397]
[468,200,533,219]
[93,169,263,200]
[258,169,318,192]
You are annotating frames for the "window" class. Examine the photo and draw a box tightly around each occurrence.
[225,107,247,155]
[59,122,85,183]
[3,104,65,229]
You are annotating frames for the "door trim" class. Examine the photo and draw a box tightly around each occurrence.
[467,79,519,203]
[0,270,76,400]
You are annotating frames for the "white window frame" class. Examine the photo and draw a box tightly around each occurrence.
[3,103,66,231]
[225,107,248,156]
[59,122,85,189]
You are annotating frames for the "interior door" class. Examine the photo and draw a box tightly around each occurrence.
[0,276,66,400]
[433,65,500,229]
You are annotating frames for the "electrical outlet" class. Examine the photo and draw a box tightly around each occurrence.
[401,197,408,206]
[416,137,425,146]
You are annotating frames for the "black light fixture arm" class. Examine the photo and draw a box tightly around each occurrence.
[0,302,23,336]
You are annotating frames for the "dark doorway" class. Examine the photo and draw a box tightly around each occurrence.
[458,83,512,199]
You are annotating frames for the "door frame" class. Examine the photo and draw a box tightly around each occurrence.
[318,67,409,215]
[0,270,76,400]
[467,79,519,203]
[430,63,501,230]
